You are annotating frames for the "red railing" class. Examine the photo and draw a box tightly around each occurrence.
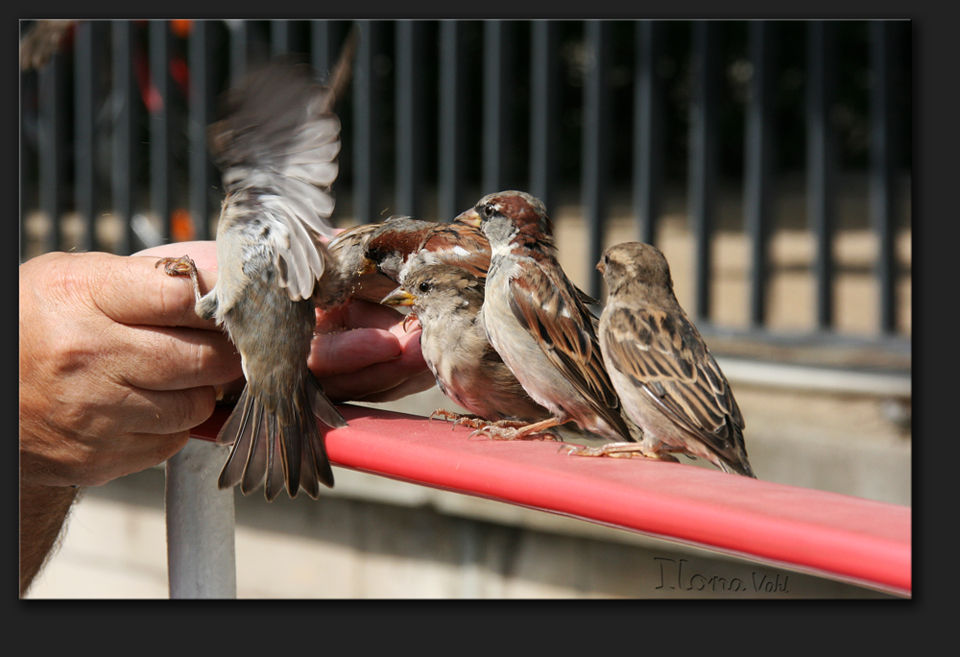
[188,403,911,597]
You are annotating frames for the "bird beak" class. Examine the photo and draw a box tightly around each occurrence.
[357,258,378,276]
[454,207,481,228]
[380,287,415,307]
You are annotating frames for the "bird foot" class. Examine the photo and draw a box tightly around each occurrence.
[155,255,203,304]
[429,409,486,429]
[468,420,562,442]
[559,442,680,462]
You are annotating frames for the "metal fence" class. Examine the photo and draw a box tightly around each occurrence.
[19,19,911,350]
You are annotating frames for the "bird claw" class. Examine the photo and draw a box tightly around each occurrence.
[155,255,198,277]
[468,422,562,442]
[560,442,680,461]
[429,409,484,429]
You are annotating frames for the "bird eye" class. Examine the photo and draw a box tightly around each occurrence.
[482,202,497,218]
[418,281,431,293]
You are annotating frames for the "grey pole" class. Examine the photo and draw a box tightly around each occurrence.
[166,439,237,598]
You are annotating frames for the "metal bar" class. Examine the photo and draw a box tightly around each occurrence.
[353,20,381,224]
[228,20,249,86]
[112,20,136,255]
[395,20,426,220]
[744,21,778,328]
[166,439,237,598]
[38,39,67,254]
[482,21,512,194]
[189,20,215,241]
[311,19,335,82]
[529,20,560,212]
[271,19,292,56]
[869,21,900,335]
[633,20,665,246]
[74,20,98,252]
[149,20,173,243]
[581,20,614,300]
[688,21,721,321]
[807,21,838,330]
[438,20,467,223]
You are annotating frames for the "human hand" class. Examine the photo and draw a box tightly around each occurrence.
[19,245,242,487]
[142,241,433,404]
[310,298,433,403]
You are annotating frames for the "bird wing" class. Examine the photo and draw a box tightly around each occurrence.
[208,58,346,303]
[602,305,745,451]
[508,261,624,427]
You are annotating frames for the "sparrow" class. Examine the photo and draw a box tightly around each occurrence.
[364,216,491,289]
[156,54,354,501]
[326,214,487,305]
[581,242,756,477]
[455,190,630,443]
[326,219,400,305]
[380,259,555,434]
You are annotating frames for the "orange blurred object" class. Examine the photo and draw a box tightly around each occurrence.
[170,20,193,39]
[171,208,196,242]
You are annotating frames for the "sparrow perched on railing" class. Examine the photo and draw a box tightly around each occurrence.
[573,242,756,477]
[380,260,556,434]
[156,51,356,500]
[455,190,630,443]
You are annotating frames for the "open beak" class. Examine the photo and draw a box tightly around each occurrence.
[454,207,481,228]
[356,256,378,277]
[380,287,415,307]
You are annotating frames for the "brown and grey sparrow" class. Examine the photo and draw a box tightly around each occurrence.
[455,190,630,443]
[381,261,556,434]
[576,242,756,477]
[156,53,355,501]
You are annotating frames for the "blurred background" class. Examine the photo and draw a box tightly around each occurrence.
[20,19,910,598]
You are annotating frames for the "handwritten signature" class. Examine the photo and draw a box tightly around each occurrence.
[654,557,790,594]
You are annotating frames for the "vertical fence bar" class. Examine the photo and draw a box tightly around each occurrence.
[634,20,664,246]
[112,20,136,255]
[189,20,215,241]
[38,39,67,254]
[271,19,292,56]
[353,20,382,224]
[166,439,237,598]
[21,66,36,261]
[439,20,467,222]
[688,21,721,322]
[581,20,614,300]
[869,20,900,335]
[396,20,426,220]
[807,21,838,330]
[744,21,778,328]
[149,20,173,244]
[482,20,513,194]
[529,20,560,212]
[228,20,249,86]
[74,20,98,252]
[311,19,335,82]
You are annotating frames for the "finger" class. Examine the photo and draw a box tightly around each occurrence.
[114,385,219,435]
[319,328,429,401]
[308,328,401,377]
[134,241,219,271]
[86,252,220,329]
[353,370,438,403]
[70,431,193,488]
[109,324,243,391]
[315,299,408,334]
